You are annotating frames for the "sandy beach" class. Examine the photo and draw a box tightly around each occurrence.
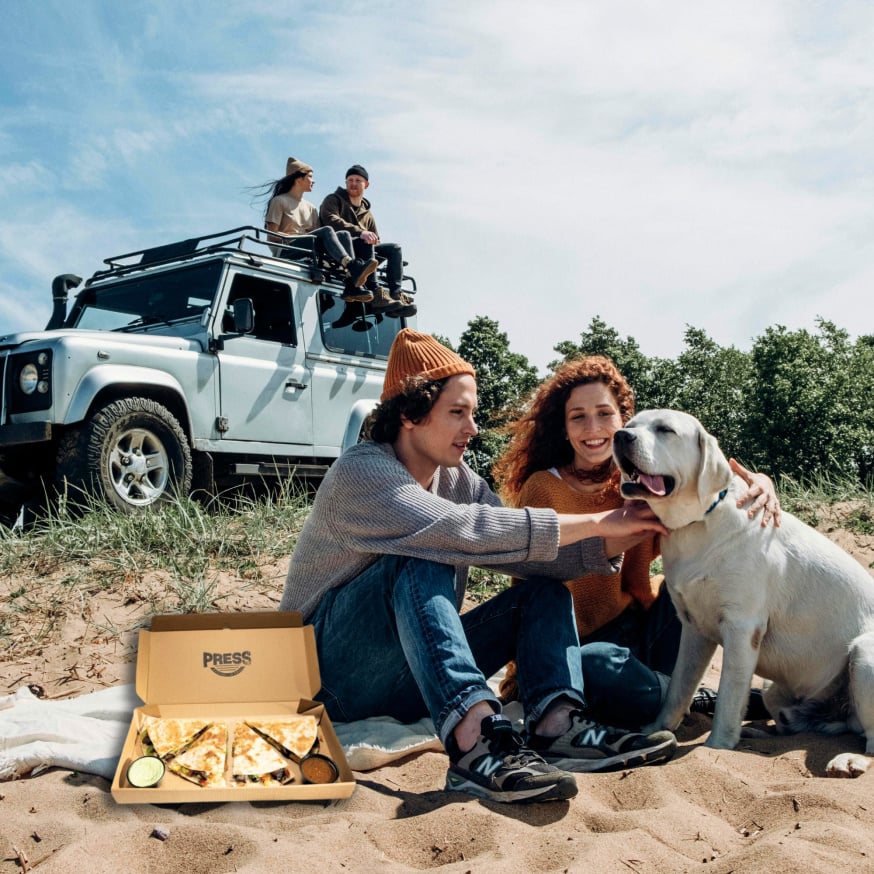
[2,513,874,873]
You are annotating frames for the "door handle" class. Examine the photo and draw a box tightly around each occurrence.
[286,380,308,390]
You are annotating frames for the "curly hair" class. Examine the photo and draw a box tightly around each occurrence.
[365,376,448,444]
[493,356,635,501]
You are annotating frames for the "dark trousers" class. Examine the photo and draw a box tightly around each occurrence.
[353,239,404,292]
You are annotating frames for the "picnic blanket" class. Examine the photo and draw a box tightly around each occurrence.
[0,684,445,781]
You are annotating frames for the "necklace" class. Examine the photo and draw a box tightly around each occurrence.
[567,457,616,485]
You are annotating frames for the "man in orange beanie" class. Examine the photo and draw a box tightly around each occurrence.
[280,329,676,804]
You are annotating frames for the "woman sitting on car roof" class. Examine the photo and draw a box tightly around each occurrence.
[264,157,377,304]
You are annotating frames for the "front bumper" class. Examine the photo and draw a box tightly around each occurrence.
[0,422,53,448]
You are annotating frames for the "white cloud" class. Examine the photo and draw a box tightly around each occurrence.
[1,0,873,371]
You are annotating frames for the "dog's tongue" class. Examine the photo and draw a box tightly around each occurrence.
[639,473,667,496]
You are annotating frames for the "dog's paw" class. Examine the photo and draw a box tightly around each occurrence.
[826,753,871,778]
[703,733,738,750]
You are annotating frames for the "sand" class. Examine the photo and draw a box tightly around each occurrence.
[2,510,874,873]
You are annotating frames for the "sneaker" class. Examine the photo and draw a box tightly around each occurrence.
[690,687,770,721]
[445,714,578,804]
[370,286,404,312]
[528,711,677,773]
[690,687,717,716]
[384,291,417,318]
[346,257,379,288]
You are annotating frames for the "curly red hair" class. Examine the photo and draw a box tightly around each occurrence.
[494,356,635,502]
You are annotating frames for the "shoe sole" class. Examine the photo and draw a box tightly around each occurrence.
[445,771,578,803]
[341,292,373,303]
[353,260,378,288]
[545,735,678,773]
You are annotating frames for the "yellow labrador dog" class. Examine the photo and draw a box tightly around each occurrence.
[613,409,874,777]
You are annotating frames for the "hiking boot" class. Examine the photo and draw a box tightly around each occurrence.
[445,714,578,804]
[370,286,404,312]
[310,262,326,284]
[528,712,677,773]
[340,279,373,304]
[384,291,417,318]
[690,687,771,721]
[345,257,378,288]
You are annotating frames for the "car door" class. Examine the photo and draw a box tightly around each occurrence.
[216,272,313,450]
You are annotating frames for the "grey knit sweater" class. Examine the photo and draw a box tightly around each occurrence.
[280,441,619,620]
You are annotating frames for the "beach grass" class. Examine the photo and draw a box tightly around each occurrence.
[2,474,871,660]
[0,479,312,657]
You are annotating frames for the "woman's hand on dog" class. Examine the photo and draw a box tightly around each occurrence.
[729,458,781,528]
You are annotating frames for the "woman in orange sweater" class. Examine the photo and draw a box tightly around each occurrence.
[493,356,779,727]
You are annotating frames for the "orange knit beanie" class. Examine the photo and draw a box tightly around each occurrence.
[381,329,476,401]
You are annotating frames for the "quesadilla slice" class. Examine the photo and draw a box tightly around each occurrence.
[245,716,319,761]
[166,722,228,787]
[232,723,295,786]
[139,715,211,760]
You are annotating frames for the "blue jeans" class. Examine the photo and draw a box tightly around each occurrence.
[308,555,585,745]
[280,227,355,265]
[577,585,681,728]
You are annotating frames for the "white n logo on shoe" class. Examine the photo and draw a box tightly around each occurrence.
[575,728,607,748]
[474,756,504,778]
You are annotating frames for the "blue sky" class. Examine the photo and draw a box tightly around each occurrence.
[2,0,872,372]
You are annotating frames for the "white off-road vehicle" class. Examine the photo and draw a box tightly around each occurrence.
[0,226,416,523]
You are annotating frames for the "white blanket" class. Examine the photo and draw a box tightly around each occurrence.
[0,684,445,781]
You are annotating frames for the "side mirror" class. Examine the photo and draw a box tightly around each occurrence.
[232,298,255,334]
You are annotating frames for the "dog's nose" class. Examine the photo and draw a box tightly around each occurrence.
[614,430,634,448]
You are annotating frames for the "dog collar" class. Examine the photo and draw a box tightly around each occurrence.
[705,488,729,515]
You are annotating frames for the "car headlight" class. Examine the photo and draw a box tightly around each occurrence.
[6,349,53,413]
[19,363,39,395]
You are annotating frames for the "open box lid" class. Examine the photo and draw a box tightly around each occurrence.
[135,611,321,705]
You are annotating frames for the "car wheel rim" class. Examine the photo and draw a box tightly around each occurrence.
[107,427,170,506]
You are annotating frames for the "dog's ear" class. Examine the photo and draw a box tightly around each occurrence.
[696,424,732,509]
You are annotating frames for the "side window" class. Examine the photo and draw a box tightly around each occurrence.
[317,290,401,358]
[225,274,296,345]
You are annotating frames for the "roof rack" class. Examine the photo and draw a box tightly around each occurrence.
[87,225,418,296]
[90,226,317,282]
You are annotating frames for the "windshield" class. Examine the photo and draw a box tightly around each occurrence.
[73,260,223,331]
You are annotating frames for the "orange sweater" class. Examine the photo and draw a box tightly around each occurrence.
[517,469,661,638]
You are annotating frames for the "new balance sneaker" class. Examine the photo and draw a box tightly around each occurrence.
[528,712,677,773]
[445,714,578,804]
[345,257,379,288]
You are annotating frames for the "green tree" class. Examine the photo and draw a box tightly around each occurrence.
[550,315,678,411]
[456,316,540,483]
[743,320,874,482]
[671,327,752,461]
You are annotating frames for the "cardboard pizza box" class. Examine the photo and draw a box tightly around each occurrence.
[111,611,355,803]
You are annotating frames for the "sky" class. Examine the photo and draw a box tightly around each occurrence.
[1,0,872,373]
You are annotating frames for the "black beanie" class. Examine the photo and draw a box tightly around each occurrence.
[346,164,369,181]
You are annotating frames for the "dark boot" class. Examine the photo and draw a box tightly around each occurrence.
[346,258,378,288]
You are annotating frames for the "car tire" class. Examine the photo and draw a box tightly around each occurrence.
[56,397,192,512]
